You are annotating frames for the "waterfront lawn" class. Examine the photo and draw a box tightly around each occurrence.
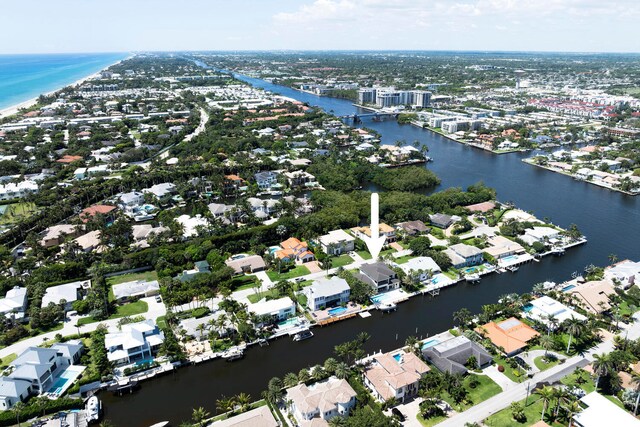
[331,254,354,268]
[77,300,149,325]
[107,270,158,286]
[484,395,565,427]
[440,374,501,412]
[493,355,526,383]
[560,369,595,393]
[534,355,561,372]
[266,265,310,282]
[443,268,459,280]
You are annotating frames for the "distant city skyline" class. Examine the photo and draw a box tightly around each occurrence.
[2,0,639,54]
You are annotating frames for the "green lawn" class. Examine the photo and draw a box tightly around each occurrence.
[230,275,259,291]
[356,250,373,260]
[77,300,149,325]
[484,395,565,427]
[0,353,17,369]
[107,270,158,286]
[156,315,167,330]
[331,254,354,268]
[441,374,502,412]
[394,255,415,264]
[560,369,595,393]
[247,288,279,304]
[534,355,561,372]
[266,265,310,281]
[417,414,448,427]
[0,202,39,225]
[493,355,527,383]
[443,268,460,280]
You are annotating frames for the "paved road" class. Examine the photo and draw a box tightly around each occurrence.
[436,315,640,426]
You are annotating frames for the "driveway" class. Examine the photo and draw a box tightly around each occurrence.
[384,397,423,427]
[482,366,515,391]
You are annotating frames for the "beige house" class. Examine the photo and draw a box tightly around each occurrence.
[287,377,357,425]
[567,280,616,314]
[363,350,430,402]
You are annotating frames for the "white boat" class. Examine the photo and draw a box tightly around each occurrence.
[148,422,170,427]
[506,265,519,273]
[378,302,397,312]
[465,273,481,282]
[293,330,314,341]
[86,396,101,422]
[551,247,565,256]
[222,348,244,361]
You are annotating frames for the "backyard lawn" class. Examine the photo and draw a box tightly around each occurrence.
[560,369,595,393]
[267,265,310,281]
[230,275,259,291]
[417,414,448,427]
[441,374,502,412]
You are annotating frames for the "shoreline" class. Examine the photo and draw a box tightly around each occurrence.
[0,55,133,119]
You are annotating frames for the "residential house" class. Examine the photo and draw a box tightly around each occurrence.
[104,320,165,366]
[357,262,400,293]
[0,378,31,409]
[248,297,296,323]
[275,237,315,264]
[79,204,116,223]
[573,392,640,427]
[476,318,540,356]
[247,197,279,219]
[225,255,266,275]
[176,260,211,282]
[287,377,357,425]
[566,280,616,314]
[395,220,430,236]
[112,280,160,301]
[422,335,493,375]
[318,229,355,255]
[176,214,210,238]
[41,280,90,309]
[254,171,279,191]
[284,170,317,188]
[72,230,102,252]
[211,405,278,427]
[363,350,430,403]
[605,260,640,289]
[40,224,81,247]
[397,257,441,283]
[444,243,484,268]
[208,203,239,223]
[0,286,27,319]
[520,227,561,246]
[304,277,351,311]
[429,213,454,229]
[118,190,145,210]
[223,174,246,193]
[484,235,526,260]
[465,201,496,213]
[143,183,176,201]
[350,223,396,243]
[523,296,586,328]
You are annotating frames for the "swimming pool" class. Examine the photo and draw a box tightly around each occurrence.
[135,357,155,366]
[562,284,576,292]
[421,339,440,350]
[502,255,518,262]
[463,267,478,274]
[523,304,533,312]
[278,317,299,327]
[392,353,402,362]
[431,276,440,285]
[328,306,347,316]
[371,293,390,304]
[47,377,68,395]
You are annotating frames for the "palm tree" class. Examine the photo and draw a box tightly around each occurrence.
[592,353,614,390]
[539,334,555,357]
[215,396,234,415]
[405,335,420,355]
[10,401,25,427]
[235,392,251,412]
[631,372,640,416]
[284,372,299,387]
[334,362,350,379]
[324,357,338,374]
[563,317,586,354]
[298,368,310,383]
[453,308,472,327]
[564,400,582,427]
[535,385,555,421]
[608,253,619,265]
[311,364,326,381]
[192,406,211,426]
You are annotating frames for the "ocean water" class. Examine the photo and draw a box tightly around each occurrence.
[0,52,128,111]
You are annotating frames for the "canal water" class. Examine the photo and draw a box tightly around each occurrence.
[101,75,640,426]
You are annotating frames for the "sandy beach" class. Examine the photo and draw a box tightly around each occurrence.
[0,55,132,120]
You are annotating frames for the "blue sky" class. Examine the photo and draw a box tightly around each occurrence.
[2,0,638,53]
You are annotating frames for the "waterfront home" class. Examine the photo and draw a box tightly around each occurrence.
[523,295,586,328]
[180,312,234,340]
[484,235,526,260]
[604,260,640,289]
[520,226,561,246]
[318,229,355,255]
[0,378,31,409]
[284,170,318,188]
[176,214,210,238]
[395,220,430,236]
[304,277,351,311]
[247,197,279,219]
[363,350,430,403]
[465,201,496,213]
[397,257,441,283]
[422,336,492,375]
[429,213,454,229]
[476,318,540,356]
[39,224,81,247]
[275,237,315,264]
[566,280,616,314]
[0,286,27,320]
[573,392,640,427]
[223,174,246,192]
[254,171,279,190]
[118,190,145,210]
[444,243,484,269]
[79,204,116,223]
[105,320,165,366]
[248,297,296,323]
[350,223,396,243]
[211,405,278,427]
[287,376,357,425]
[112,279,160,301]
[357,262,400,293]
[41,280,90,309]
[225,255,266,275]
[142,182,176,200]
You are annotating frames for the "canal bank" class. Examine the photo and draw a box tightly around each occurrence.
[100,73,640,427]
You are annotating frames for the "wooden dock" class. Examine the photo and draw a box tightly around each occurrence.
[317,312,357,326]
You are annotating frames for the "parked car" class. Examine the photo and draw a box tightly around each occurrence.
[391,408,405,421]
[155,295,162,303]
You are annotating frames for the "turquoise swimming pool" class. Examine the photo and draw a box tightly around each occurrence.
[421,339,440,350]
[47,377,68,395]
[523,304,533,312]
[502,255,518,262]
[328,306,347,316]
[562,284,576,292]
[278,317,299,327]
[393,353,402,362]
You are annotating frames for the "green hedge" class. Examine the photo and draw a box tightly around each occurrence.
[0,398,83,426]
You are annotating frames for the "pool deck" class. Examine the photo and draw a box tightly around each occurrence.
[313,302,362,325]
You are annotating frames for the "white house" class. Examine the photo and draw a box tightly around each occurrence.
[318,229,355,255]
[604,260,640,289]
[520,226,561,246]
[118,190,145,209]
[248,297,296,323]
[397,257,441,283]
[176,214,210,238]
[143,183,176,199]
[287,377,357,424]
[523,295,586,328]
[0,286,27,319]
[112,280,160,301]
[304,277,351,311]
[0,378,31,410]
[104,320,165,366]
[41,280,90,309]
[573,392,640,427]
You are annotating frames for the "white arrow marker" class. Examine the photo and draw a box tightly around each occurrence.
[364,193,386,259]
